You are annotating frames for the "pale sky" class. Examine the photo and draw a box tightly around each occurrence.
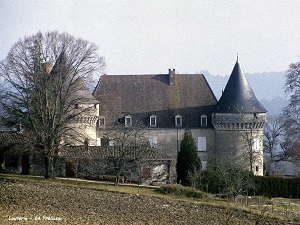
[1,0,299,76]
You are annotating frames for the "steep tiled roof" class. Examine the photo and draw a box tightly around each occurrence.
[0,132,25,145]
[59,146,172,160]
[93,72,217,128]
[215,61,267,113]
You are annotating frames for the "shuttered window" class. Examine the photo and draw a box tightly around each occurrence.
[197,137,207,152]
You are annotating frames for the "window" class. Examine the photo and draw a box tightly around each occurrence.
[149,115,157,127]
[4,156,18,168]
[252,138,259,152]
[101,137,109,147]
[201,115,207,127]
[142,167,152,179]
[125,115,132,127]
[175,114,182,127]
[201,160,207,170]
[96,138,101,146]
[74,104,79,109]
[255,166,259,172]
[99,117,105,127]
[149,137,158,148]
[197,137,207,151]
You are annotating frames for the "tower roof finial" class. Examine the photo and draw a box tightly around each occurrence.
[237,52,239,62]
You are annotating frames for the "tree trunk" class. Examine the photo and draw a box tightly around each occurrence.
[44,155,54,179]
[115,170,121,186]
[44,156,50,178]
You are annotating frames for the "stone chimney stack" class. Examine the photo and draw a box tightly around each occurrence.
[169,69,175,86]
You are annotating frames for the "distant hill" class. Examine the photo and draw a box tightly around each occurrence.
[203,71,288,115]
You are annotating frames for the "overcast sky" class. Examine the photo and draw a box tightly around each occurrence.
[1,0,299,76]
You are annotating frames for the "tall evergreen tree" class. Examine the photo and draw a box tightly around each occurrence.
[176,128,201,185]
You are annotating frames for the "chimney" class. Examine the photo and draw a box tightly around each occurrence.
[169,69,175,86]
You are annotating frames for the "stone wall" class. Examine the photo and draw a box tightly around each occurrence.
[97,128,215,180]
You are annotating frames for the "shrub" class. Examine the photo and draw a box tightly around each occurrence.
[157,184,203,199]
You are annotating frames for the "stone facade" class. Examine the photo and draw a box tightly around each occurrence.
[212,113,266,175]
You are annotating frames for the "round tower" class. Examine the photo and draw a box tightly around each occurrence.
[212,59,267,175]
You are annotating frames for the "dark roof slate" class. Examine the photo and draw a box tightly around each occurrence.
[93,72,217,128]
[215,61,267,113]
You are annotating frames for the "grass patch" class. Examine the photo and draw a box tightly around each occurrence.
[157,184,204,199]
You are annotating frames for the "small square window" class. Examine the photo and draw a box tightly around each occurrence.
[74,104,79,109]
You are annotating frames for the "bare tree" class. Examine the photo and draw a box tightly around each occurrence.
[0,31,105,178]
[281,61,300,160]
[214,155,255,203]
[263,115,284,175]
[240,121,264,175]
[103,122,152,186]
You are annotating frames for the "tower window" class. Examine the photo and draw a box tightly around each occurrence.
[175,115,182,127]
[149,115,157,127]
[125,115,132,127]
[99,117,105,127]
[201,115,207,127]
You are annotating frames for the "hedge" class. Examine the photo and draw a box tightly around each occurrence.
[201,170,300,198]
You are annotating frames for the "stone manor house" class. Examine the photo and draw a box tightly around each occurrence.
[0,55,266,183]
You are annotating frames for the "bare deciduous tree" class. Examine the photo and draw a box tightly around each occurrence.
[0,31,105,178]
[281,61,300,160]
[240,122,264,175]
[214,156,255,203]
[263,115,284,175]
[102,122,154,186]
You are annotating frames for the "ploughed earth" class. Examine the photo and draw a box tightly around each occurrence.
[0,178,287,224]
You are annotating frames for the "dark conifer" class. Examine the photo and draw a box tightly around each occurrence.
[176,128,201,185]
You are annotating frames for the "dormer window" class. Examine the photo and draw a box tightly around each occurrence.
[125,115,132,127]
[99,117,105,127]
[149,115,157,127]
[201,115,207,127]
[175,114,182,128]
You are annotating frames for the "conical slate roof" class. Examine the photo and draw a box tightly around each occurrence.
[50,50,99,104]
[215,60,267,113]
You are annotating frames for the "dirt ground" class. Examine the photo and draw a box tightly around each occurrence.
[0,178,289,225]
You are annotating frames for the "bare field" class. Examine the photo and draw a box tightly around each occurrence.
[0,178,289,225]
